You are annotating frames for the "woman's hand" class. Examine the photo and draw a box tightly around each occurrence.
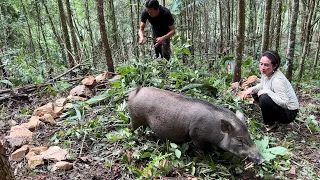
[257,90,264,96]
[242,88,253,99]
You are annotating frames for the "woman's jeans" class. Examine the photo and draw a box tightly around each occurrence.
[252,93,298,126]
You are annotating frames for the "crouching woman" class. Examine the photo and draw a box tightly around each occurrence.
[242,51,299,132]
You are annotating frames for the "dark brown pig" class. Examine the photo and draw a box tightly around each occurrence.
[128,87,264,164]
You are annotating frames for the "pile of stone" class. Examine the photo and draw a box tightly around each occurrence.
[229,75,259,101]
[4,72,120,171]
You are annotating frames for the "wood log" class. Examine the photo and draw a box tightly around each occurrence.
[0,142,15,180]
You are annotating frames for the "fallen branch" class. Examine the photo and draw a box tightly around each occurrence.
[47,63,90,83]
[0,77,83,102]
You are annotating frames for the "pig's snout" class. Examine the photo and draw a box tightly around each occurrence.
[246,147,264,165]
[248,155,264,165]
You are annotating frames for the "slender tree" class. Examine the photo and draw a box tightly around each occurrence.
[313,23,320,73]
[261,0,272,53]
[85,0,96,68]
[42,0,66,63]
[58,0,74,69]
[191,0,196,56]
[298,0,316,81]
[66,0,80,64]
[286,0,299,81]
[20,0,36,57]
[219,0,224,55]
[108,0,119,54]
[130,0,138,58]
[96,0,114,72]
[275,0,282,51]
[35,1,53,77]
[299,2,307,46]
[233,0,245,82]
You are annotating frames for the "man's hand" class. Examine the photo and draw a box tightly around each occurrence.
[139,37,146,45]
[154,37,164,47]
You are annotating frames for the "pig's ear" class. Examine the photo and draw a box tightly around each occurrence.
[221,120,234,133]
[236,110,245,122]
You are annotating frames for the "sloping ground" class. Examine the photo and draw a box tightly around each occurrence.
[0,87,319,180]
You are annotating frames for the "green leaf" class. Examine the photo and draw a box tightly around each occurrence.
[74,105,82,122]
[0,79,13,87]
[255,136,269,151]
[266,146,289,156]
[86,93,109,105]
[183,48,191,55]
[170,143,178,149]
[260,151,277,162]
[141,152,152,158]
[175,149,181,159]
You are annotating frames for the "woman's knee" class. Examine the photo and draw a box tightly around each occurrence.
[258,94,274,107]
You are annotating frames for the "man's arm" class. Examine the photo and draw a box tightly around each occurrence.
[155,24,176,47]
[138,22,146,45]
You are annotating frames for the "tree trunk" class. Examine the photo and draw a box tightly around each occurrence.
[226,0,231,54]
[85,0,96,68]
[230,0,234,53]
[109,0,119,55]
[233,0,245,82]
[20,0,36,58]
[219,0,224,56]
[204,3,209,61]
[0,142,15,180]
[191,0,196,56]
[129,0,138,58]
[313,23,320,73]
[162,0,165,6]
[298,0,315,81]
[275,0,282,51]
[286,0,299,81]
[66,0,80,64]
[58,0,75,70]
[96,0,115,72]
[42,0,66,64]
[261,0,272,53]
[307,0,318,56]
[35,2,53,77]
[299,1,307,46]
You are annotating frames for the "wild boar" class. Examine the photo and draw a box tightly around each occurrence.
[128,87,264,164]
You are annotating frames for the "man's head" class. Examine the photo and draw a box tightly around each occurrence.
[145,0,160,17]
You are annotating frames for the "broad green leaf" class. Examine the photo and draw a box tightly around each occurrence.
[260,151,277,162]
[0,79,13,87]
[266,146,289,156]
[170,143,178,149]
[86,93,109,105]
[175,149,181,159]
[255,136,269,151]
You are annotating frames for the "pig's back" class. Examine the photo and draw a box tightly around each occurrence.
[128,87,208,143]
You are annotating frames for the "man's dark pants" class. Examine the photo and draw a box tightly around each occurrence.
[253,93,298,126]
[154,39,171,60]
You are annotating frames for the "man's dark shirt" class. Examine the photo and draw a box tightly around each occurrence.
[141,5,174,37]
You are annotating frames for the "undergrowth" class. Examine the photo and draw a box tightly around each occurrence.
[50,55,319,179]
